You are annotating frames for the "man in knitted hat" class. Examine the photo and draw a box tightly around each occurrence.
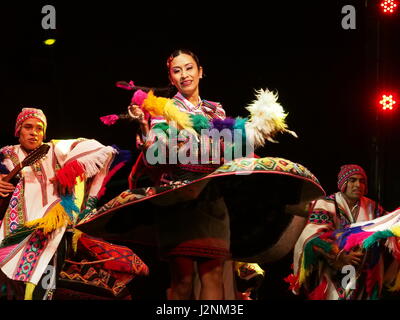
[0,107,148,300]
[288,164,387,300]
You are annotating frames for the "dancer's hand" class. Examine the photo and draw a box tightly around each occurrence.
[128,105,146,124]
[335,248,365,268]
[315,246,365,270]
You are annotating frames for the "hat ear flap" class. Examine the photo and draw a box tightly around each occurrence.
[340,181,347,193]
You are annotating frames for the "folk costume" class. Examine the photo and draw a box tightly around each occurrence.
[288,165,387,300]
[80,85,325,299]
[0,108,149,300]
[146,92,230,260]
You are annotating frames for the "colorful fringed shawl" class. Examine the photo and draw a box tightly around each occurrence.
[0,139,116,287]
[288,192,386,300]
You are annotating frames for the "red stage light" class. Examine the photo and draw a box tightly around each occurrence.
[379,94,397,111]
[380,0,398,13]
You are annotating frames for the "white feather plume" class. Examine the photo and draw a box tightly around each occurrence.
[245,88,297,148]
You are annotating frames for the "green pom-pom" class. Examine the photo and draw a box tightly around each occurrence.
[190,114,210,133]
[152,122,170,135]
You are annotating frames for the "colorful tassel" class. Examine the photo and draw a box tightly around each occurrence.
[77,197,99,221]
[24,202,73,234]
[308,277,328,300]
[77,146,117,178]
[363,230,395,249]
[344,231,374,251]
[283,273,300,292]
[56,160,85,189]
[115,80,135,90]
[142,91,168,117]
[245,88,297,148]
[132,89,148,106]
[152,122,170,135]
[390,225,400,237]
[24,283,36,300]
[163,99,195,134]
[190,114,210,133]
[60,194,81,222]
[0,226,35,248]
[100,114,120,126]
[335,226,365,249]
[211,117,236,132]
[72,229,83,253]
[299,236,334,286]
[387,270,400,292]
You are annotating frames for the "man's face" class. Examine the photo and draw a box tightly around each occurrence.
[344,174,366,201]
[18,118,44,151]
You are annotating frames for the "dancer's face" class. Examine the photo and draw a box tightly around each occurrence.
[344,174,366,200]
[169,53,203,97]
[19,118,45,151]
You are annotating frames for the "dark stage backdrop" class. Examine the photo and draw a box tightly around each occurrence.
[1,1,400,299]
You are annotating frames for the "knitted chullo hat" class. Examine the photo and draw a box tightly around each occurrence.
[337,164,368,193]
[15,108,47,137]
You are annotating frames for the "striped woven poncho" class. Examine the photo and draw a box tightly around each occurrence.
[287,192,392,300]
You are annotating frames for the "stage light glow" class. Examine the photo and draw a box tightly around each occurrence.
[44,39,56,46]
[379,94,397,111]
[380,0,398,13]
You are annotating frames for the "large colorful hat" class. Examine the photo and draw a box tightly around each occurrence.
[15,107,47,137]
[337,164,368,193]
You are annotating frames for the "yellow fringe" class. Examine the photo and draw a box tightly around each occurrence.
[388,270,400,292]
[25,202,72,235]
[24,282,36,300]
[298,257,311,286]
[72,228,83,253]
[390,225,400,237]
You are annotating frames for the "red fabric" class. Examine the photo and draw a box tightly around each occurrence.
[56,160,85,188]
[128,152,164,189]
[365,260,382,296]
[284,273,300,292]
[78,234,149,276]
[308,276,328,300]
[97,161,126,199]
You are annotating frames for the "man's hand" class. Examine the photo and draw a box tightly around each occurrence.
[336,248,365,268]
[0,174,15,197]
[315,246,365,270]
